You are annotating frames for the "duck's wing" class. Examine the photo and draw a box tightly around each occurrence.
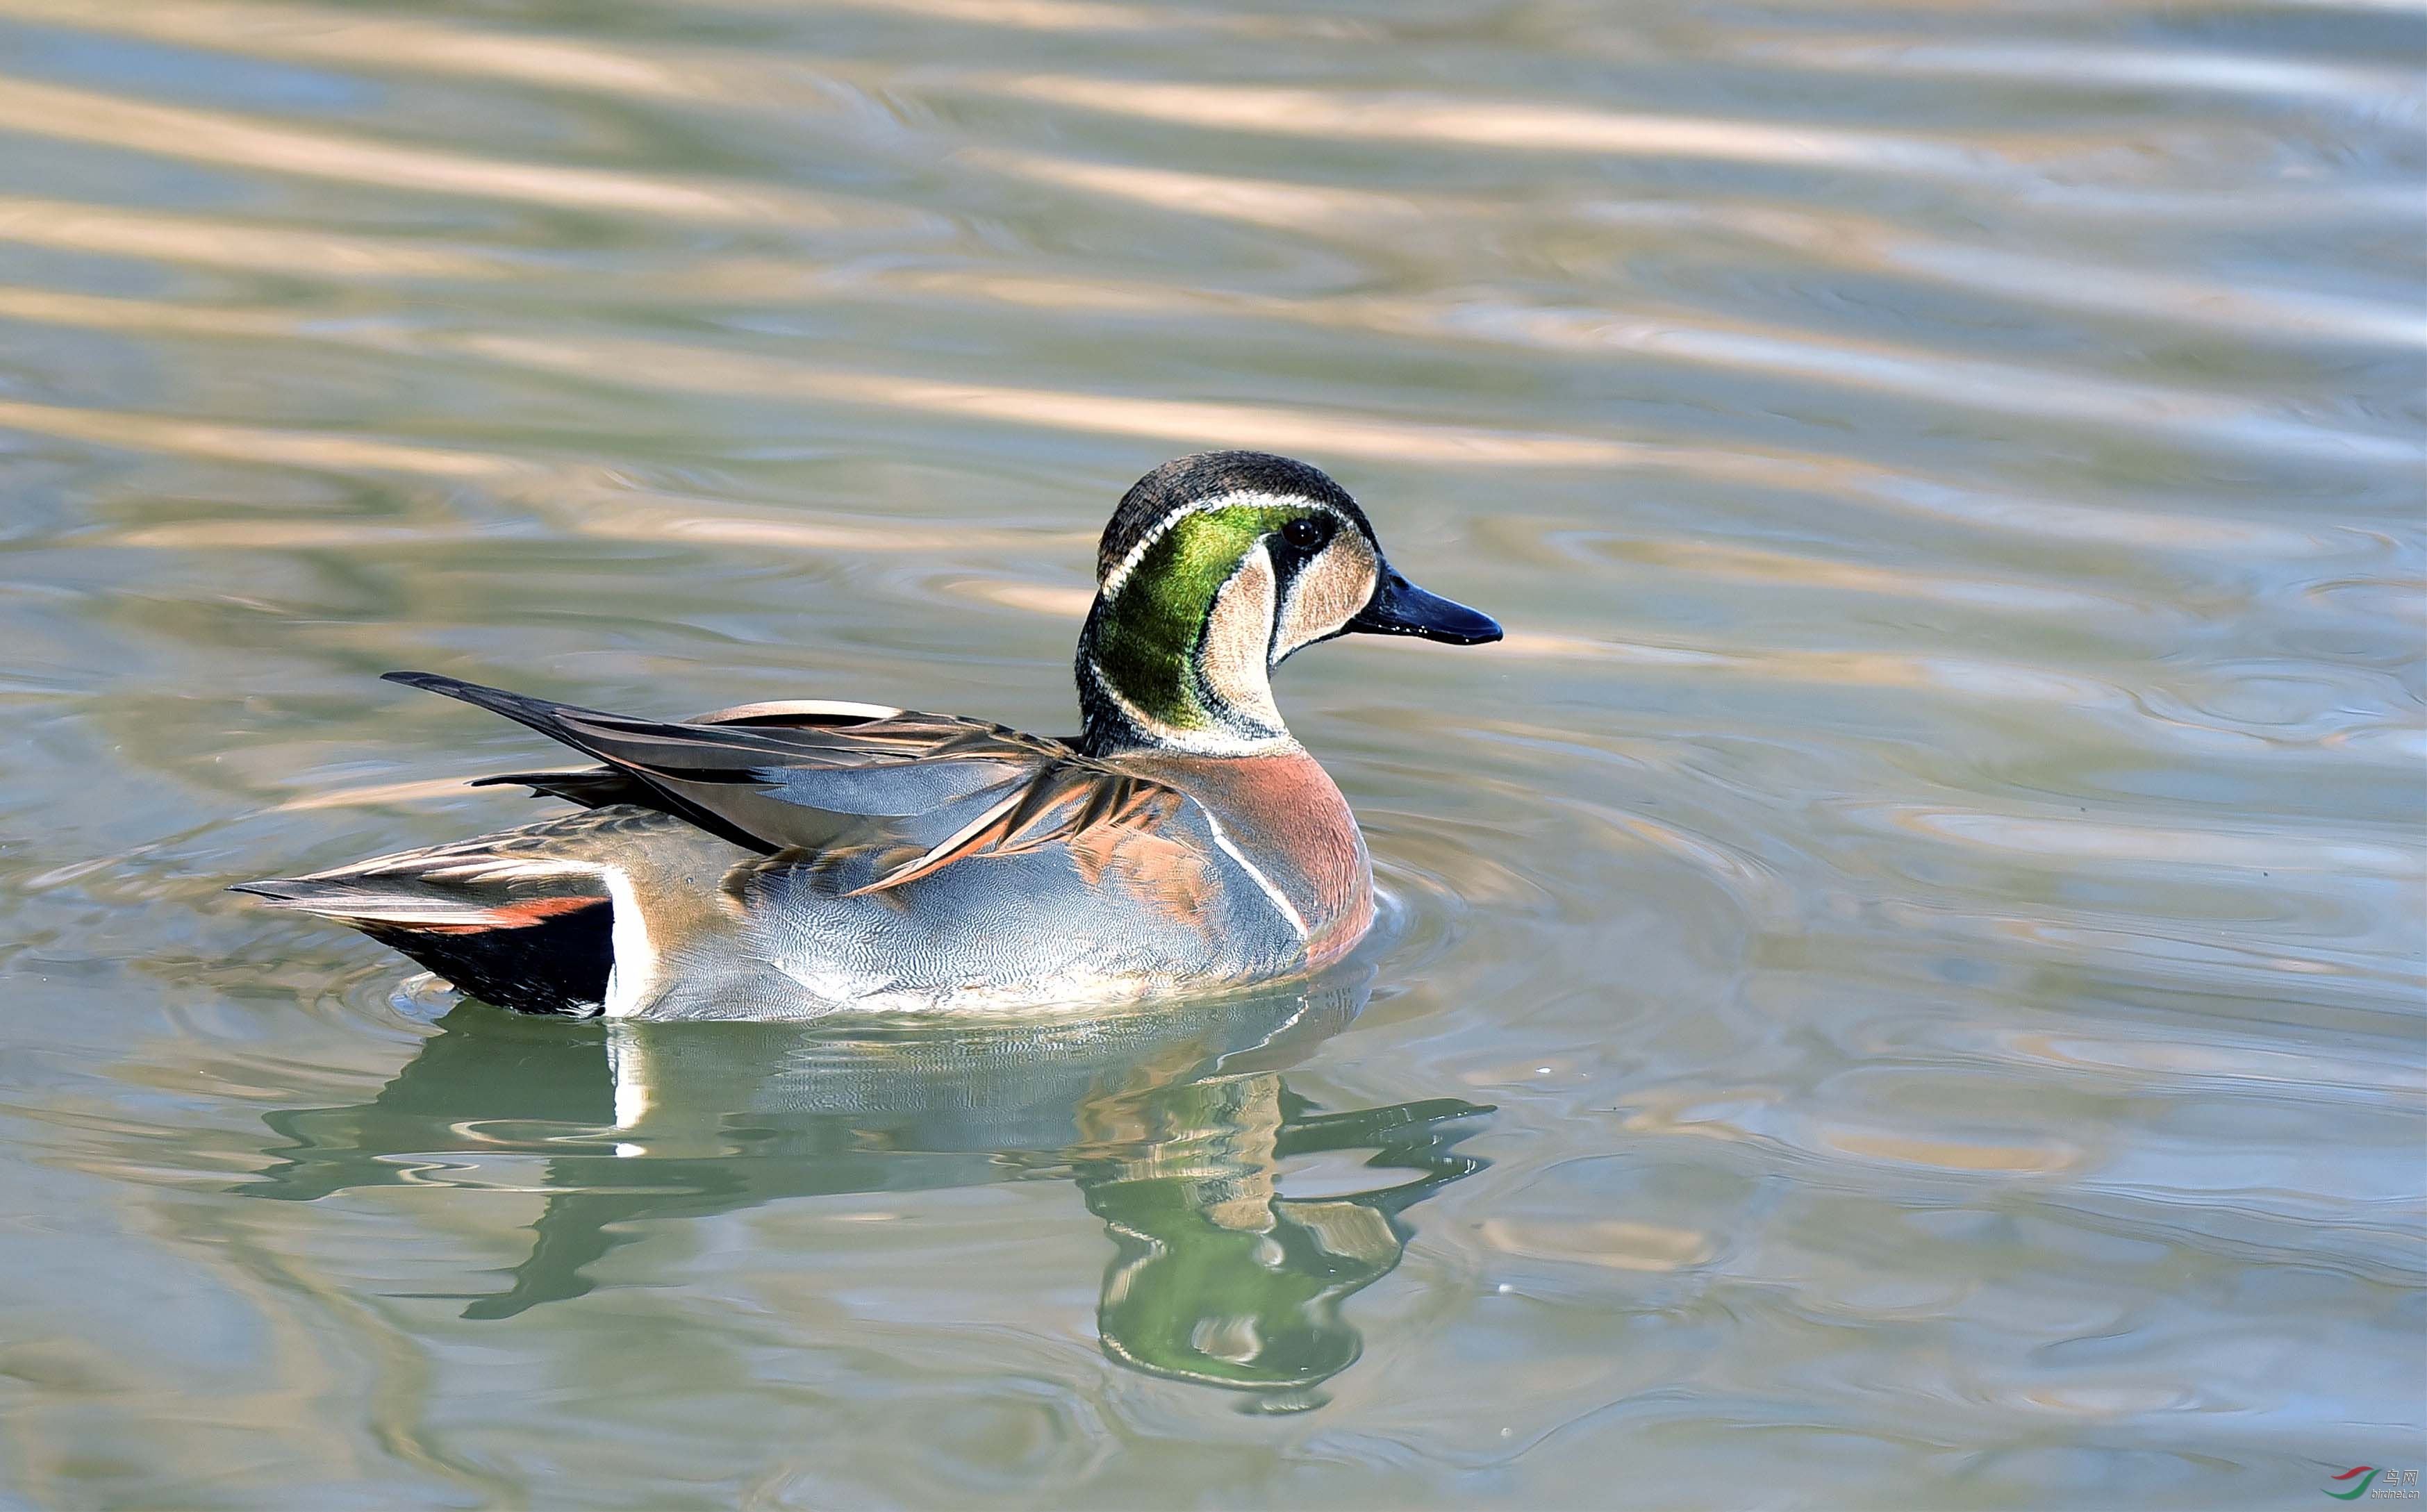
[833,754,1191,896]
[466,698,935,812]
[386,672,1198,892]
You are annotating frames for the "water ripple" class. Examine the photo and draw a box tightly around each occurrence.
[0,76,907,228]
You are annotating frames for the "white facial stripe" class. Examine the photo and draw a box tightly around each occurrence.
[1099,490,1359,598]
[1197,540,1285,734]
[1274,530,1380,660]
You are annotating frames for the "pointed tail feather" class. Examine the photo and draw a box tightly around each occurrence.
[382,671,774,852]
[382,670,621,746]
[233,874,604,932]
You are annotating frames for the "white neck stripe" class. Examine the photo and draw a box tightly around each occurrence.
[1082,654,1294,756]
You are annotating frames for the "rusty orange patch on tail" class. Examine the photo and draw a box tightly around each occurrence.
[411,894,606,934]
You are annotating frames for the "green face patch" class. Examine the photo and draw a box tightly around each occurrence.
[1090,503,1304,730]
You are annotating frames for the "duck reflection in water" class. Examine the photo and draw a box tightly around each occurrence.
[243,967,1490,1397]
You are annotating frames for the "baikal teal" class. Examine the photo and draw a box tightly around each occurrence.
[235,451,1502,1021]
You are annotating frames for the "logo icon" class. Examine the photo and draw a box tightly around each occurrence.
[2327,1468,2419,1500]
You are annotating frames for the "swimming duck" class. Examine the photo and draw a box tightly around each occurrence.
[236,451,1500,1020]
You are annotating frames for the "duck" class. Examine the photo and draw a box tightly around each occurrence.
[235,451,1501,1020]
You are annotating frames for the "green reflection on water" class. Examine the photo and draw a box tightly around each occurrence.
[1088,1084,1485,1397]
[244,971,1489,1396]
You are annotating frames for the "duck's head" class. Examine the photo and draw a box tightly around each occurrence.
[1077,451,1501,756]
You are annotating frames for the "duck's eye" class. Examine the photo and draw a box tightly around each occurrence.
[1282,515,1330,550]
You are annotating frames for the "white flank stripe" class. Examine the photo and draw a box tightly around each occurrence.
[1202,811,1309,940]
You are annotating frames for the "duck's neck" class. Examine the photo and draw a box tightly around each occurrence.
[1077,540,1293,758]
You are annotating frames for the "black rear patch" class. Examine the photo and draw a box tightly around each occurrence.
[361,902,614,1016]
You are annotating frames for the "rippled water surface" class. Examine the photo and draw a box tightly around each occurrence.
[2,0,2421,1505]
